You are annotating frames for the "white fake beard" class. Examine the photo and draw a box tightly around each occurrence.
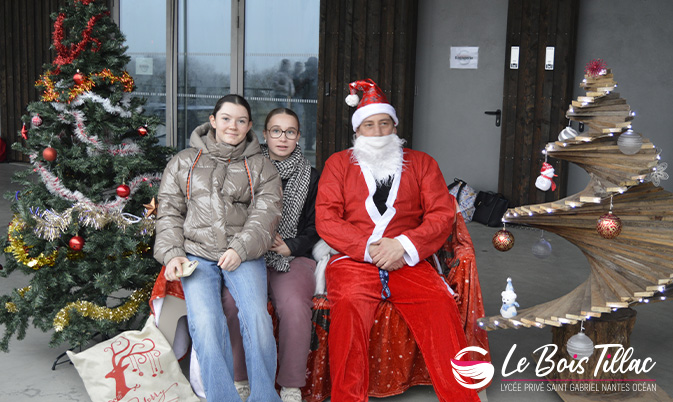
[351,134,406,185]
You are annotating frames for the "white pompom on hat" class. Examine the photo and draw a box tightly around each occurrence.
[345,78,398,132]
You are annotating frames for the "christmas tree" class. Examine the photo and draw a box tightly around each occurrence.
[0,0,173,352]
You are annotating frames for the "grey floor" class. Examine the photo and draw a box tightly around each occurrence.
[1,161,671,402]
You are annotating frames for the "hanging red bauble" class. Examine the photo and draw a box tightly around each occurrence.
[116,184,131,198]
[31,114,43,127]
[137,126,148,136]
[493,229,515,252]
[42,147,57,162]
[21,123,28,140]
[73,70,84,85]
[597,212,622,239]
[69,235,85,251]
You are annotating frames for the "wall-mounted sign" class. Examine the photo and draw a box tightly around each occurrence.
[135,57,154,76]
[450,47,479,69]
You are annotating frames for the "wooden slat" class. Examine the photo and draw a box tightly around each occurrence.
[316,0,418,170]
[499,0,579,206]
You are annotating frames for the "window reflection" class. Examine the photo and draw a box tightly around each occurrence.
[119,0,318,156]
[120,0,167,145]
[244,0,319,165]
[177,0,232,150]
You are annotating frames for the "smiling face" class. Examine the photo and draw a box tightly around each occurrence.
[263,113,301,161]
[209,102,253,146]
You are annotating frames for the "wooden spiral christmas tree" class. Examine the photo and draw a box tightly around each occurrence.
[479,63,672,331]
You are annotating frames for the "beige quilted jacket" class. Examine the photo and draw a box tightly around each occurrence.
[154,122,282,266]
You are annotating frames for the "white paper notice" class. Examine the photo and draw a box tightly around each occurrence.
[450,47,479,69]
[135,57,154,76]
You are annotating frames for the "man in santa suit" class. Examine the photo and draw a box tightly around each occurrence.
[316,79,479,402]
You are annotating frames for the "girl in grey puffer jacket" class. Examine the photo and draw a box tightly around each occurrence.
[154,94,283,402]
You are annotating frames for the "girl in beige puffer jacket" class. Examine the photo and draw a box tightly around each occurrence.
[154,94,283,402]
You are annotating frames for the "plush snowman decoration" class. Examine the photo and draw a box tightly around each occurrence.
[500,277,520,318]
[535,162,557,191]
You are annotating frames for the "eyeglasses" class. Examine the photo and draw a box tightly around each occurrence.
[267,126,298,140]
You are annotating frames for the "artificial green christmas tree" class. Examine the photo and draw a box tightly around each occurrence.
[0,0,173,352]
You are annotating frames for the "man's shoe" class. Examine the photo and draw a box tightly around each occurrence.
[234,380,250,402]
[280,386,303,402]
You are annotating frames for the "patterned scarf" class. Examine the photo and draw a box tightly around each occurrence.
[261,143,312,272]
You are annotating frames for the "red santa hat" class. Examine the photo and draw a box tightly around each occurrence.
[345,78,398,131]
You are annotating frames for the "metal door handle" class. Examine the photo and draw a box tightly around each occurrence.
[485,109,501,127]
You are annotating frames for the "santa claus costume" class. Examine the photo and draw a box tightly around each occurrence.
[316,79,479,402]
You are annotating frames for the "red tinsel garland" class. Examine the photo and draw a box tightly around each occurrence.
[77,0,95,5]
[52,11,109,70]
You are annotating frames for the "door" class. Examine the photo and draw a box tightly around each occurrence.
[412,0,509,193]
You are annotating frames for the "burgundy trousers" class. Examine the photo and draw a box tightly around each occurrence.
[326,257,480,402]
[222,256,316,387]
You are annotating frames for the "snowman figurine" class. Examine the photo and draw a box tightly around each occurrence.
[535,162,557,192]
[500,277,520,318]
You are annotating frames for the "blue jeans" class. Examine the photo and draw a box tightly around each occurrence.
[181,255,281,402]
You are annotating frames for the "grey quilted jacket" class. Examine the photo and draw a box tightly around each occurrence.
[154,122,282,266]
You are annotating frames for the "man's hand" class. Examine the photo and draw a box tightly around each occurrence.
[270,233,291,257]
[218,249,242,271]
[165,256,190,281]
[369,237,406,271]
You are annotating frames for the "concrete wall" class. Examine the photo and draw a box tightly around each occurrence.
[569,0,673,193]
[414,0,673,195]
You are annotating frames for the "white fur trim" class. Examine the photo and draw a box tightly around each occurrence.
[395,234,420,266]
[361,163,403,262]
[312,239,338,295]
[345,94,360,107]
[352,103,398,131]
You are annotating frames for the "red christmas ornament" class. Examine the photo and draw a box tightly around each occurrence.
[116,184,131,198]
[69,235,85,251]
[31,114,43,127]
[493,229,515,252]
[21,123,28,140]
[597,212,622,239]
[42,147,57,162]
[137,126,148,136]
[73,71,84,85]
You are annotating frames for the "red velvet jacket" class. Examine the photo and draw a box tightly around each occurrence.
[316,148,455,265]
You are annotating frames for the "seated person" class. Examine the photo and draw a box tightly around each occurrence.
[315,79,480,402]
[222,108,320,402]
[154,95,283,402]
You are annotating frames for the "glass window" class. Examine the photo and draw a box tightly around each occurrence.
[120,0,167,145]
[244,0,320,164]
[176,0,232,149]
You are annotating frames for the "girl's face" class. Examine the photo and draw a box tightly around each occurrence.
[209,102,252,145]
[263,113,300,161]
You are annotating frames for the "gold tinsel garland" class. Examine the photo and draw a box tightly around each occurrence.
[4,286,32,314]
[5,216,58,270]
[38,69,134,102]
[53,281,154,332]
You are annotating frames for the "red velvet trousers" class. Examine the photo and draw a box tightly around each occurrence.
[326,257,480,402]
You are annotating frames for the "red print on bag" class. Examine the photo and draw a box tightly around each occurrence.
[104,336,163,401]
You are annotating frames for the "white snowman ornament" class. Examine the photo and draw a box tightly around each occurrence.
[535,162,557,192]
[500,277,520,318]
